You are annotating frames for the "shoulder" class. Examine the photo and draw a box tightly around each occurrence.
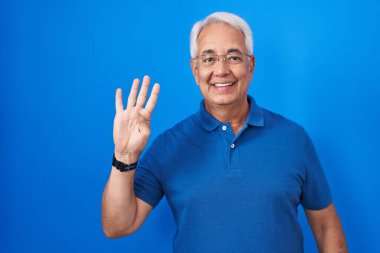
[259,107,310,145]
[160,112,201,140]
[262,108,306,133]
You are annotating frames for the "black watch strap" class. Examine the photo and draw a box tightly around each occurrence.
[112,154,138,172]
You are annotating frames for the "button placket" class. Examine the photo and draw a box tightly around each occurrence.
[228,140,240,176]
[228,128,244,176]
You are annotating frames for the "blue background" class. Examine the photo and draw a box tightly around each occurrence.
[1,0,379,252]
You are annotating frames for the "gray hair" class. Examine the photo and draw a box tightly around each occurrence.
[190,12,253,58]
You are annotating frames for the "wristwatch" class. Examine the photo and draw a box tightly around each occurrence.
[112,154,138,172]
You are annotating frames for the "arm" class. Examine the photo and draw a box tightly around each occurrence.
[102,169,152,238]
[305,203,348,253]
[102,76,160,238]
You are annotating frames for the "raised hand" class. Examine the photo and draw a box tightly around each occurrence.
[113,75,160,163]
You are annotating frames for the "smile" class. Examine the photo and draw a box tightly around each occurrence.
[213,82,235,87]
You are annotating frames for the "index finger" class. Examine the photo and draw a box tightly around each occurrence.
[145,83,160,115]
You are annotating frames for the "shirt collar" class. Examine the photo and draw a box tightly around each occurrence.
[198,95,265,132]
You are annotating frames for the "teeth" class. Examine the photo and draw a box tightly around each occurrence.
[214,82,233,87]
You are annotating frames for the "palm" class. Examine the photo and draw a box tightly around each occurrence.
[113,76,160,157]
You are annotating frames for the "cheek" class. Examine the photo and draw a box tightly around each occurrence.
[198,69,211,83]
[241,66,253,81]
[235,69,249,81]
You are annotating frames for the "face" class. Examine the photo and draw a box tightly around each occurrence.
[191,22,255,108]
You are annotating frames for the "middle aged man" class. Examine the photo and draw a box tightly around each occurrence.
[102,12,348,252]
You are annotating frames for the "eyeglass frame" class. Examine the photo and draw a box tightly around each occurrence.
[192,52,254,68]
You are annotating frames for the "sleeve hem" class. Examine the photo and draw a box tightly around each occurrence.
[303,196,333,210]
[135,191,158,209]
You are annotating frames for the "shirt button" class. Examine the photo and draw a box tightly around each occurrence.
[222,125,227,131]
[230,143,235,149]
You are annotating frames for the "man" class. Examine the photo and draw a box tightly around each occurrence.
[102,12,348,252]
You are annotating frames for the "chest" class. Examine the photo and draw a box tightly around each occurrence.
[161,130,305,220]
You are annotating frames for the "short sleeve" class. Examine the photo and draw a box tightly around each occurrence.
[134,134,165,208]
[300,129,333,210]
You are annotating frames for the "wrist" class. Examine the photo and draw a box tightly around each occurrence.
[112,153,138,172]
[114,151,140,164]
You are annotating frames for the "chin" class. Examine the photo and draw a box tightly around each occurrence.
[206,94,239,106]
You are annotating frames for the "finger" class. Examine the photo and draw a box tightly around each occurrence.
[145,83,160,115]
[127,78,140,108]
[115,88,124,113]
[136,75,150,107]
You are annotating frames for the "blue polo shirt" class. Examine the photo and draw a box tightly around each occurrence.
[134,95,332,253]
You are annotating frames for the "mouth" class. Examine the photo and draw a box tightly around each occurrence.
[211,81,236,87]
[213,82,234,87]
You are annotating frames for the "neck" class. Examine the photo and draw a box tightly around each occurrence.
[205,97,250,134]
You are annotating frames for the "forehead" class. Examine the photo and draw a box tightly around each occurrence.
[196,22,247,54]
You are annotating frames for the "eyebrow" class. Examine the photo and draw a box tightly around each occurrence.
[227,48,243,54]
[200,49,215,55]
[200,48,244,55]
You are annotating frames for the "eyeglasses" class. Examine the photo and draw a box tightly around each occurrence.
[194,53,252,68]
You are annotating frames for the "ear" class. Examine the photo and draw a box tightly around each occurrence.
[249,55,255,75]
[246,55,255,83]
[190,58,199,85]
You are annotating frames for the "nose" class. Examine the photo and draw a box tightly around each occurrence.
[213,56,230,76]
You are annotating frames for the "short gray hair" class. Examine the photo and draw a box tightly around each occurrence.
[190,12,253,58]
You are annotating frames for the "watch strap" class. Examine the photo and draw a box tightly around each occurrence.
[112,154,138,172]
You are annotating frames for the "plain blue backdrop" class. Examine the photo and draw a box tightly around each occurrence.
[1,0,379,252]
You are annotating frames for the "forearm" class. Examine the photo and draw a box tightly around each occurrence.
[314,223,348,252]
[306,204,348,253]
[102,166,137,238]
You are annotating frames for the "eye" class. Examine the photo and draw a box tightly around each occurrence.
[227,54,243,64]
[201,55,217,65]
